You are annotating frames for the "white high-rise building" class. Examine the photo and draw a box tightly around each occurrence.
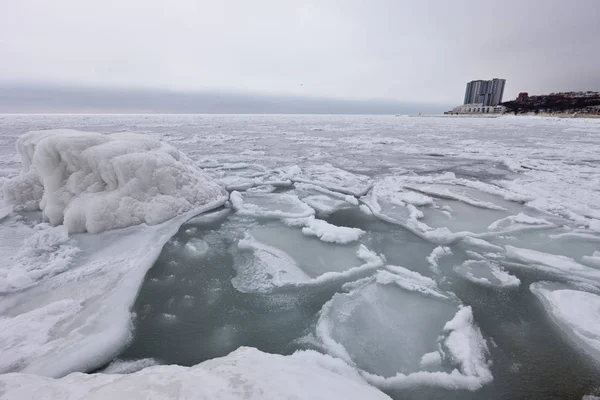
[463,78,506,106]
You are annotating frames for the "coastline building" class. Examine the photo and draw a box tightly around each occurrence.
[463,78,506,106]
[444,78,507,115]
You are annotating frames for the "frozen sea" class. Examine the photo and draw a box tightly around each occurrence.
[1,114,600,399]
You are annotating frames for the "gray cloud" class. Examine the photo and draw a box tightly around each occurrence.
[0,0,598,111]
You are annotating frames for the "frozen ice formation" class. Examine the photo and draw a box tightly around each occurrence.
[454,260,521,288]
[317,269,492,391]
[505,245,600,284]
[230,191,315,219]
[1,129,227,233]
[288,164,372,197]
[0,203,224,377]
[232,225,383,293]
[531,282,600,363]
[0,347,391,400]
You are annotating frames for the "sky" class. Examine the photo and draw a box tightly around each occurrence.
[1,0,599,113]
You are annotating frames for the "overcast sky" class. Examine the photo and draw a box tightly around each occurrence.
[1,0,599,113]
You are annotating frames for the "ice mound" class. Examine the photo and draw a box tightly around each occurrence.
[0,347,391,400]
[454,260,520,288]
[289,164,372,197]
[317,269,492,390]
[2,130,227,233]
[232,225,382,293]
[230,190,315,219]
[530,282,600,363]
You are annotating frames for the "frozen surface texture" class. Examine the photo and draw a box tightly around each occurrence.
[2,129,227,233]
[1,115,600,400]
[531,282,600,363]
[0,347,391,400]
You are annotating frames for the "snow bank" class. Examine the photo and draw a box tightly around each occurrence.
[530,282,600,363]
[2,130,227,233]
[0,347,391,400]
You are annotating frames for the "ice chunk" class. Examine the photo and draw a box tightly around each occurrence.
[454,260,521,288]
[230,191,315,219]
[362,178,468,245]
[285,216,364,244]
[0,224,79,293]
[2,130,227,233]
[232,225,382,293]
[404,184,507,211]
[505,245,600,284]
[488,213,553,233]
[289,164,372,197]
[582,251,600,268]
[317,271,458,377]
[459,236,503,252]
[361,307,492,391]
[427,246,452,274]
[420,351,442,371]
[317,270,492,390]
[300,194,353,216]
[184,239,209,256]
[531,282,600,363]
[0,347,391,400]
[233,232,312,292]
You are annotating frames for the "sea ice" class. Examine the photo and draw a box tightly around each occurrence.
[316,269,492,390]
[230,191,315,219]
[505,245,600,285]
[531,282,600,363]
[453,260,521,288]
[289,164,372,197]
[0,347,391,400]
[232,225,382,293]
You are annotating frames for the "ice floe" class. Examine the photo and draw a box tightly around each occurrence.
[232,225,383,293]
[454,260,521,288]
[531,282,600,364]
[230,191,315,219]
[505,245,600,285]
[316,269,492,391]
[289,164,372,197]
